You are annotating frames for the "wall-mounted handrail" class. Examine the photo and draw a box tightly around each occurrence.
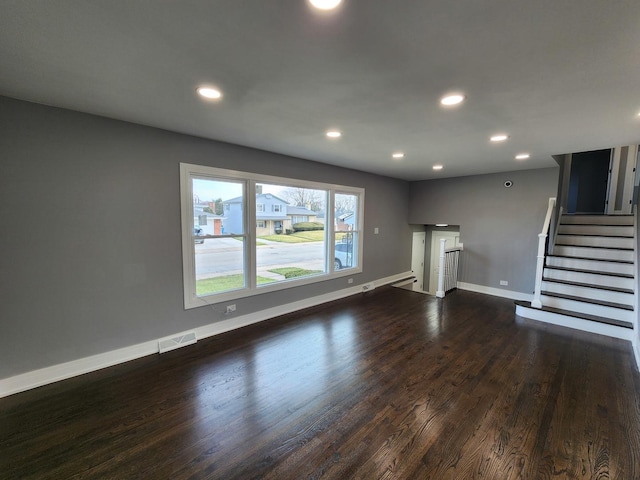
[532,197,556,308]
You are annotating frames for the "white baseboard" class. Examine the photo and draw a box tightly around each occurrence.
[515,303,634,341]
[457,282,534,302]
[195,271,411,341]
[0,341,158,399]
[634,337,640,372]
[0,271,411,398]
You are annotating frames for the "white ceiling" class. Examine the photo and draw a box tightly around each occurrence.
[2,1,639,181]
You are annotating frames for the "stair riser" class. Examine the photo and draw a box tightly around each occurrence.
[543,268,634,290]
[552,245,634,262]
[541,281,634,306]
[555,235,634,249]
[557,224,633,236]
[546,256,635,275]
[560,215,634,226]
[515,304,633,341]
[540,295,634,322]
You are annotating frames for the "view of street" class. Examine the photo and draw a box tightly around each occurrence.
[194,238,326,280]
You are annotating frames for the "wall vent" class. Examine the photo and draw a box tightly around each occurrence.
[158,332,197,354]
[362,282,376,292]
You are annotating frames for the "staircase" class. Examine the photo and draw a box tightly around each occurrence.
[516,214,637,340]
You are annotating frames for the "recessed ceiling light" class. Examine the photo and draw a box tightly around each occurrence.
[309,0,342,10]
[440,94,465,106]
[196,86,222,100]
[392,152,405,159]
[490,134,509,142]
[326,130,341,138]
[515,153,530,160]
[433,165,443,170]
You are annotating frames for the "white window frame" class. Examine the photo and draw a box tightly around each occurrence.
[333,191,361,272]
[180,163,364,309]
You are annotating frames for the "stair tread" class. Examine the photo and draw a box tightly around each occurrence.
[547,254,633,264]
[556,233,634,238]
[558,220,633,227]
[541,277,634,294]
[561,214,633,224]
[541,290,634,310]
[544,265,634,278]
[560,223,634,227]
[515,301,634,329]
[553,244,634,251]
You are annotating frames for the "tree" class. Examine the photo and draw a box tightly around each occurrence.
[281,188,324,212]
[334,193,356,214]
[214,197,224,215]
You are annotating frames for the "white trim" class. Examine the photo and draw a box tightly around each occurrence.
[633,209,638,333]
[180,162,365,309]
[0,341,158,399]
[457,282,534,302]
[194,271,409,340]
[0,271,411,399]
[515,304,634,341]
[633,337,640,372]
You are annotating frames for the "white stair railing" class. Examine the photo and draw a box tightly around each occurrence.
[532,197,557,308]
[436,239,463,298]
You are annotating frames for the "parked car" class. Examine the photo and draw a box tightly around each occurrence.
[194,226,205,244]
[334,242,354,270]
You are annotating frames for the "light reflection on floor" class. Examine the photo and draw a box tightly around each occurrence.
[194,314,357,443]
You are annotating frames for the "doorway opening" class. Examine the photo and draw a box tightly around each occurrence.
[567,149,610,214]
[410,225,461,295]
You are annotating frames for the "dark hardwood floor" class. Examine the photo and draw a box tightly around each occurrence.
[2,287,640,479]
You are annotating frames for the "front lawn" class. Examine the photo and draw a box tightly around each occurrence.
[259,231,349,243]
[196,274,275,295]
[258,234,310,243]
[268,267,323,278]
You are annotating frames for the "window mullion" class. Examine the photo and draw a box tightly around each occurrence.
[327,190,335,272]
[181,162,364,309]
[246,180,257,290]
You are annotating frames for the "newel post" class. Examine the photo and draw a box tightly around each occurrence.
[436,238,447,298]
[531,233,547,308]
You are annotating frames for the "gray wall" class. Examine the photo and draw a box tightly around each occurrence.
[409,168,559,294]
[0,96,412,379]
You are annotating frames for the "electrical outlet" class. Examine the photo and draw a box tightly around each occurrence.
[348,278,354,284]
[225,304,236,314]
[500,280,508,286]
[374,227,379,234]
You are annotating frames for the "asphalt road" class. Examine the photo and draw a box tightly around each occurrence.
[194,239,326,278]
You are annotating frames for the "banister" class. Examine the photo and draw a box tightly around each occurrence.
[531,197,556,308]
[540,197,556,236]
[436,241,464,298]
[436,238,447,298]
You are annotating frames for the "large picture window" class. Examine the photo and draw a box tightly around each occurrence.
[180,164,364,308]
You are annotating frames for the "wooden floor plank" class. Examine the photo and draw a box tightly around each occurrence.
[1,287,639,479]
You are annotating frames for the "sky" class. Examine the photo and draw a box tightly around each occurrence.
[192,178,245,203]
[192,179,327,208]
